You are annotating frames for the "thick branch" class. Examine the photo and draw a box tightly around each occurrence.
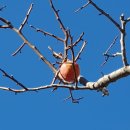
[79,66,130,90]
[120,14,129,66]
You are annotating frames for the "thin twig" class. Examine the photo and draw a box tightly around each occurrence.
[76,0,122,32]
[75,40,87,62]
[49,0,67,35]
[73,32,84,46]
[30,25,64,42]
[69,31,78,88]
[89,0,123,32]
[101,36,119,66]
[12,42,26,56]
[64,89,83,103]
[75,1,90,13]
[104,35,118,54]
[66,32,84,50]
[51,69,61,92]
[126,17,130,23]
[51,69,60,85]
[19,3,33,31]
[0,25,10,28]
[0,68,28,90]
[48,46,63,59]
[101,52,122,66]
[49,0,69,60]
[0,17,13,28]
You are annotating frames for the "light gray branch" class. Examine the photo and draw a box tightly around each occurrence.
[79,66,130,90]
[120,14,129,66]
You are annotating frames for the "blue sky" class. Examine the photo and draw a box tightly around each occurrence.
[0,0,130,130]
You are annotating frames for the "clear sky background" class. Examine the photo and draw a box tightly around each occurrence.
[0,0,130,130]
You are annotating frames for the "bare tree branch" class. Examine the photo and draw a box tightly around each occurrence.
[75,1,90,13]
[19,3,33,31]
[66,32,84,50]
[104,35,118,55]
[89,0,122,32]
[0,68,28,90]
[0,0,130,102]
[79,66,130,90]
[12,29,57,74]
[75,41,87,62]
[0,17,13,28]
[48,46,63,59]
[0,66,129,94]
[76,0,122,32]
[76,0,129,67]
[30,25,64,42]
[126,17,130,23]
[12,42,26,56]
[101,35,119,66]
[68,31,78,88]
[120,14,129,66]
[49,0,67,35]
[49,0,69,60]
[0,17,57,73]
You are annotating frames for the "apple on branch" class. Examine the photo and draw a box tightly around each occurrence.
[58,61,80,83]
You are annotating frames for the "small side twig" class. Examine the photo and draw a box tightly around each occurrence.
[64,89,83,103]
[0,25,11,28]
[75,1,90,13]
[75,40,87,62]
[101,35,119,66]
[104,35,118,54]
[19,3,33,31]
[0,17,13,28]
[12,42,26,56]
[66,32,84,50]
[30,25,64,42]
[126,17,130,23]
[51,69,61,92]
[48,46,63,59]
[101,52,122,66]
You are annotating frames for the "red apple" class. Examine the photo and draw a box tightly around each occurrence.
[59,61,80,82]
